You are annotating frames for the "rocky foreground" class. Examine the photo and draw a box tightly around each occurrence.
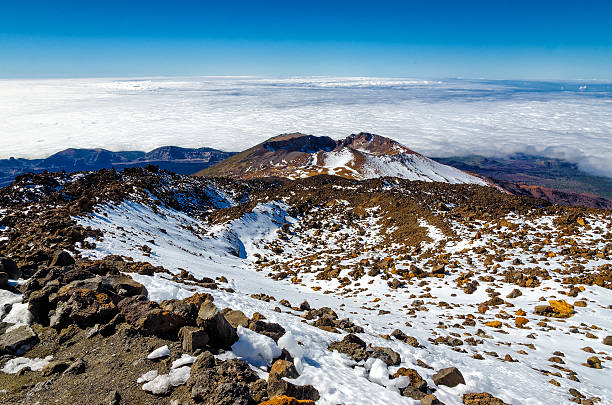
[0,167,611,404]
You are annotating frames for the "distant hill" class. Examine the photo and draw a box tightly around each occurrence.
[0,146,236,187]
[195,132,488,185]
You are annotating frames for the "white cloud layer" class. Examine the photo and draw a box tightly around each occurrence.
[1,76,611,177]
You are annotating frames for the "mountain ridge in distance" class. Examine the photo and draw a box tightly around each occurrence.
[195,132,488,185]
[0,146,236,187]
[1,133,611,209]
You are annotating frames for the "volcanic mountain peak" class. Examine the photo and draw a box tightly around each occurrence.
[197,132,487,185]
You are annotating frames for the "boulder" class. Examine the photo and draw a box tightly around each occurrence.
[421,394,443,405]
[394,367,428,392]
[0,257,20,279]
[534,305,553,316]
[161,292,210,325]
[369,346,401,366]
[196,300,238,349]
[51,289,117,329]
[42,361,70,376]
[49,250,75,267]
[267,375,320,402]
[586,356,602,369]
[224,309,250,328]
[328,333,368,362]
[180,326,209,352]
[270,359,299,379]
[189,357,259,403]
[0,325,39,355]
[602,336,612,346]
[391,329,420,347]
[548,300,574,318]
[515,317,529,328]
[432,367,465,388]
[462,392,510,405]
[118,295,186,337]
[0,272,8,290]
[248,320,286,342]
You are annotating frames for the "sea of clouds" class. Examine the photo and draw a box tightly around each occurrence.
[1,76,611,177]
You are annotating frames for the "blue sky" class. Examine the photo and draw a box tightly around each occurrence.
[1,0,611,79]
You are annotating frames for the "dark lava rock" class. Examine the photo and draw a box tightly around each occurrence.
[118,295,186,337]
[49,250,75,267]
[189,355,260,404]
[432,367,465,388]
[0,257,20,279]
[180,326,210,352]
[369,346,401,366]
[391,329,421,347]
[328,333,368,362]
[197,300,238,349]
[267,374,320,402]
[248,320,286,343]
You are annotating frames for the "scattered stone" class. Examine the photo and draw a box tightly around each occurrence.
[369,346,401,366]
[63,358,86,375]
[506,289,522,299]
[259,396,315,405]
[421,394,443,405]
[41,361,70,376]
[603,336,612,346]
[0,325,39,355]
[548,300,574,318]
[432,367,465,388]
[463,392,510,405]
[515,317,529,328]
[328,334,368,362]
[586,356,602,369]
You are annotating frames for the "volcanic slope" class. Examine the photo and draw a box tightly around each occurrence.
[196,132,488,185]
[0,168,610,405]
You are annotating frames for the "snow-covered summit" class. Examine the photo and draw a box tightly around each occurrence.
[196,132,488,185]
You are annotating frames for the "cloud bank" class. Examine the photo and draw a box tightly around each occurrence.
[1,77,611,177]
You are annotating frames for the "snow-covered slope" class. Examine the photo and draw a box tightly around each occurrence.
[70,178,611,405]
[1,170,610,405]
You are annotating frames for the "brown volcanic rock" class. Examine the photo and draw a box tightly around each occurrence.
[463,392,510,405]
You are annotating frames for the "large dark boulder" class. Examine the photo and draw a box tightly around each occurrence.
[432,367,465,388]
[196,300,238,349]
[118,295,186,337]
[0,257,20,279]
